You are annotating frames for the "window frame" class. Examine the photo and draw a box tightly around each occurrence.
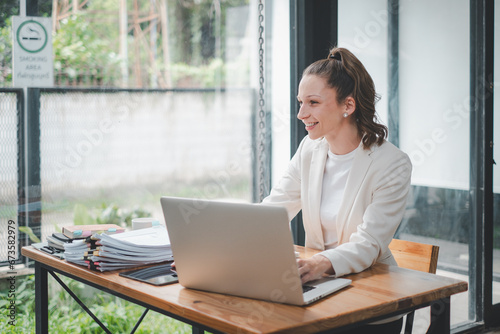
[469,0,498,329]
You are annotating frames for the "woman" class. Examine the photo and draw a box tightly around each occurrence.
[262,47,411,333]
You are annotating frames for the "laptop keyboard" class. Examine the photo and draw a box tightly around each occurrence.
[302,285,316,293]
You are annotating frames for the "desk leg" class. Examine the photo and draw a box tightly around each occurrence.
[192,326,204,334]
[426,297,450,334]
[35,262,48,334]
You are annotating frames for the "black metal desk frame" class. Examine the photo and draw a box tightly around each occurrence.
[34,260,453,334]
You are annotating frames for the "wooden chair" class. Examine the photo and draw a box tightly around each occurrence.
[388,239,440,334]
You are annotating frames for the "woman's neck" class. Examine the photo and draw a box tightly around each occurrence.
[325,125,361,155]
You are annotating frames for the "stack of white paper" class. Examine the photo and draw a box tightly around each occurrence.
[62,239,89,266]
[64,225,173,272]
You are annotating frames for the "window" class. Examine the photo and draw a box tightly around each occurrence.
[335,0,497,331]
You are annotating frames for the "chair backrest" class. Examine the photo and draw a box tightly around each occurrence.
[388,239,439,274]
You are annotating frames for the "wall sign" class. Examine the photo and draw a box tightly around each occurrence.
[12,16,54,87]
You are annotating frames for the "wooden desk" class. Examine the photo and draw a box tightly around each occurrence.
[22,245,467,334]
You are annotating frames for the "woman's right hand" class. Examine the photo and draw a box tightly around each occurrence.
[297,254,334,284]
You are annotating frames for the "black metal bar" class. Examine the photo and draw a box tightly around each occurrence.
[38,87,248,94]
[36,262,224,334]
[490,304,500,328]
[48,271,112,334]
[25,88,42,243]
[17,89,43,266]
[34,262,48,334]
[426,297,451,334]
[469,0,481,323]
[469,0,494,326]
[130,308,149,334]
[290,0,338,151]
[289,0,338,246]
[17,88,28,255]
[26,0,39,16]
[387,0,399,147]
[403,311,414,334]
[482,0,495,327]
[14,88,26,266]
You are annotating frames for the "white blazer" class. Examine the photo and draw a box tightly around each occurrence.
[263,136,412,277]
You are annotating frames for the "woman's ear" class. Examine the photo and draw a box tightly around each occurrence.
[344,96,356,115]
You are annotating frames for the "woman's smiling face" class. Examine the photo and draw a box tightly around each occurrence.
[296,74,348,142]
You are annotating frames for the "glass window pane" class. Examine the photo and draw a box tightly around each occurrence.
[338,0,389,125]
[0,93,20,263]
[270,1,291,185]
[40,89,254,236]
[40,1,260,238]
[397,0,471,328]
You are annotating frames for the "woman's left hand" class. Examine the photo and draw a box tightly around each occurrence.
[297,254,334,284]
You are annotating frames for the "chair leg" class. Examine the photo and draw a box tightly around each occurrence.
[404,311,415,334]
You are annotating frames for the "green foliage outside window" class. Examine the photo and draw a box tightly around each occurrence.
[0,0,249,88]
[0,20,12,86]
[53,15,122,87]
[0,275,192,333]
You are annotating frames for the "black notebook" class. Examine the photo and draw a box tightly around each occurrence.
[119,263,178,286]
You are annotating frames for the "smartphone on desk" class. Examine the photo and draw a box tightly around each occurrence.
[120,263,178,286]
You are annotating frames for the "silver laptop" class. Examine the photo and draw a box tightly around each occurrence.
[160,196,351,306]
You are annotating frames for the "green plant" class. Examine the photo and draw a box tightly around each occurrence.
[73,203,152,228]
[0,275,192,333]
[0,18,12,85]
[73,203,96,226]
[17,226,41,243]
[53,14,122,87]
[0,274,35,333]
[170,58,226,87]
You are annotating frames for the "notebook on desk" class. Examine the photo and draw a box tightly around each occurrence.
[160,196,351,306]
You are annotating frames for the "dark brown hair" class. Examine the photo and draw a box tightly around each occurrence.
[302,47,387,149]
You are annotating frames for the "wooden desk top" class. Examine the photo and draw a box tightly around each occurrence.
[22,245,467,334]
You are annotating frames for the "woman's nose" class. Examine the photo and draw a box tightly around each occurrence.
[297,105,307,120]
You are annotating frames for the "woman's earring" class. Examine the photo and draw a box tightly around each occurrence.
[343,112,349,118]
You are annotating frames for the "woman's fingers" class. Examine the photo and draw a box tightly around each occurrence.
[297,255,333,283]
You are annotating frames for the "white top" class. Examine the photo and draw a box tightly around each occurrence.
[320,148,357,249]
[262,137,412,278]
